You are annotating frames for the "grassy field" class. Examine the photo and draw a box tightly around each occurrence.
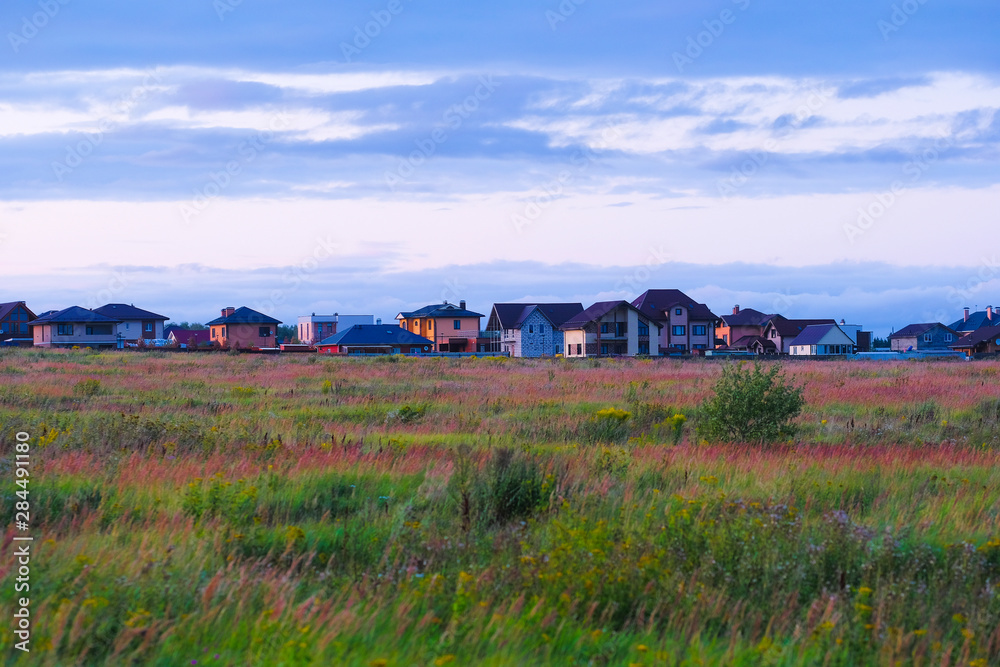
[2,349,1000,666]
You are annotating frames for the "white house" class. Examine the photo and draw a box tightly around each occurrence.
[93,304,168,343]
[788,324,857,356]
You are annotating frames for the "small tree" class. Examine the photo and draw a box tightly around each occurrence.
[698,361,805,444]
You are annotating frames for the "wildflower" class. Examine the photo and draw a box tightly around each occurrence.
[821,419,828,425]
[637,644,648,652]
[858,586,873,595]
[914,629,927,636]
[961,628,975,640]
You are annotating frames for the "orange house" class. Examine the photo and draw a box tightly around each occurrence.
[396,300,484,352]
[206,307,281,349]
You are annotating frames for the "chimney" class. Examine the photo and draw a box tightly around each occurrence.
[964,307,970,322]
[460,300,467,310]
[732,305,740,315]
[222,307,235,318]
[377,318,382,325]
[989,306,994,321]
[840,319,845,325]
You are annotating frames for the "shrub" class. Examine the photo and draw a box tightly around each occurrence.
[698,361,804,444]
[473,447,546,526]
[72,378,102,397]
[583,407,632,444]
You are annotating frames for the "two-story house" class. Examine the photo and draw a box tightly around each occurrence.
[485,303,584,357]
[0,301,37,344]
[297,313,374,345]
[206,307,281,349]
[949,306,999,335]
[561,301,661,357]
[715,305,774,348]
[396,301,484,352]
[631,289,717,353]
[92,304,169,344]
[29,306,122,348]
[889,323,959,351]
[950,324,1000,357]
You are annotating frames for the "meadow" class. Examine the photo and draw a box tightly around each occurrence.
[2,349,1000,666]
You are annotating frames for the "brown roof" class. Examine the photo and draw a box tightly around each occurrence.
[950,324,1000,348]
[765,315,837,338]
[631,289,717,322]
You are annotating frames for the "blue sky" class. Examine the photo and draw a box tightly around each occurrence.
[2,0,999,334]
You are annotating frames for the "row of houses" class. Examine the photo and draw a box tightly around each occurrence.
[3,294,998,358]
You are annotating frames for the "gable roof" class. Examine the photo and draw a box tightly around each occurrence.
[0,301,36,322]
[561,301,661,331]
[631,289,717,322]
[318,325,434,347]
[93,303,168,321]
[950,324,1000,348]
[789,324,854,347]
[205,307,281,326]
[719,307,773,327]
[28,306,120,325]
[889,323,957,339]
[728,335,778,351]
[949,310,1000,332]
[764,315,837,338]
[397,302,485,319]
[167,329,211,345]
[491,302,584,330]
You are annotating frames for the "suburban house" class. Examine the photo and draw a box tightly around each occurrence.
[726,336,778,355]
[631,289,716,353]
[788,324,857,356]
[316,325,434,355]
[484,302,584,357]
[93,303,168,343]
[714,306,774,348]
[205,307,281,349]
[0,301,37,345]
[297,313,374,345]
[396,301,484,352]
[949,324,1000,357]
[761,316,838,354]
[561,301,662,357]
[167,328,211,348]
[949,306,999,335]
[889,323,959,351]
[28,306,122,348]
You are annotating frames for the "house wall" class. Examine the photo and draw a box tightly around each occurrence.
[564,329,588,357]
[515,310,562,357]
[32,323,118,348]
[115,319,164,341]
[891,326,955,351]
[211,323,278,349]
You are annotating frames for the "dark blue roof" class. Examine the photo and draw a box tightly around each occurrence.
[491,302,584,329]
[397,302,484,319]
[205,306,281,326]
[949,311,998,332]
[318,325,434,347]
[890,323,957,339]
[789,324,853,347]
[28,306,120,325]
[94,303,168,321]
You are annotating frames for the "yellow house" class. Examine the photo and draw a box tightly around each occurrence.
[396,300,484,352]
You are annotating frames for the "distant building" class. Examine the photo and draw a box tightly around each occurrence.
[317,325,434,355]
[631,289,716,353]
[205,307,281,349]
[167,328,211,348]
[762,316,838,354]
[93,303,168,343]
[0,301,37,345]
[396,300,484,352]
[715,305,774,348]
[561,300,662,357]
[889,323,959,351]
[485,303,584,357]
[949,306,1000,335]
[788,324,857,356]
[297,313,374,345]
[950,324,1000,357]
[28,306,122,348]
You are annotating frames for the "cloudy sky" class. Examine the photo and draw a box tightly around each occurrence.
[2,1,999,334]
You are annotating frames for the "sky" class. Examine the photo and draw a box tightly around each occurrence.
[1,0,999,335]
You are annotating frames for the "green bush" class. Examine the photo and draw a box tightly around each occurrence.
[698,361,804,444]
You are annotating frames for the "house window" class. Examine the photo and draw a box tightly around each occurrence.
[529,325,534,334]
[145,322,154,332]
[601,323,609,333]
[693,344,706,349]
[453,320,461,330]
[221,326,227,337]
[638,342,649,354]
[211,328,216,339]
[675,343,686,351]
[616,322,626,336]
[601,344,608,355]
[672,325,685,336]
[0,323,6,333]
[923,333,932,343]
[675,308,683,316]
[86,325,112,336]
[428,321,433,330]
[259,327,271,337]
[576,343,582,355]
[538,325,544,334]
[125,322,130,329]
[638,322,649,336]
[945,333,953,342]
[770,330,777,338]
[57,324,73,336]
[693,325,707,336]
